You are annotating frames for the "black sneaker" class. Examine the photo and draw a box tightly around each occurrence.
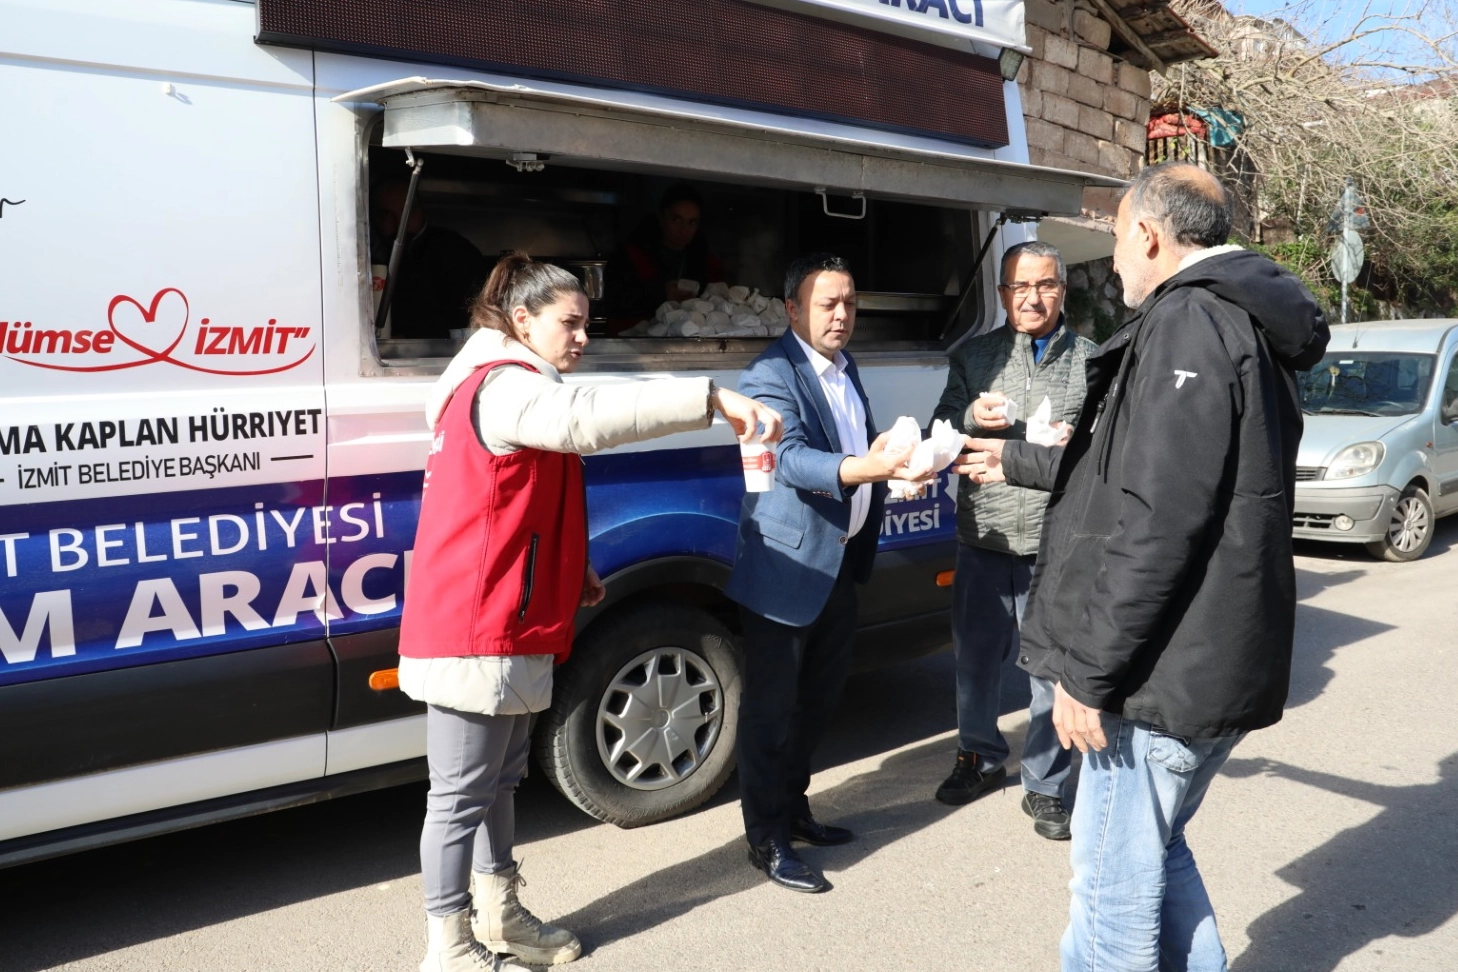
[1021,791,1072,840]
[934,749,1008,805]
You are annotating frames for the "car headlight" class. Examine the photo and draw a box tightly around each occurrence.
[1325,441,1385,480]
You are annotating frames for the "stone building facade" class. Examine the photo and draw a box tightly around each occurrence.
[1020,0,1153,184]
[1012,0,1214,339]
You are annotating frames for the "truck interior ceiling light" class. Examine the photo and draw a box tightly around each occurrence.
[507,152,548,173]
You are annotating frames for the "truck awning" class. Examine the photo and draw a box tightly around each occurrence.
[333,77,1123,217]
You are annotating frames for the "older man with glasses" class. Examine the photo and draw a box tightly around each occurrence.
[929,241,1095,839]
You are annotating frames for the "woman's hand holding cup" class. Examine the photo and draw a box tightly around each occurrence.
[712,385,784,444]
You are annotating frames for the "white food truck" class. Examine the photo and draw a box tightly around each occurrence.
[0,0,1118,865]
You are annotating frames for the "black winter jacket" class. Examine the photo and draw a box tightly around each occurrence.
[1002,249,1329,738]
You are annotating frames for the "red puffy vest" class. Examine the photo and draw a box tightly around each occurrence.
[398,361,587,662]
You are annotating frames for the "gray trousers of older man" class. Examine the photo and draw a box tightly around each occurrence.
[420,704,531,916]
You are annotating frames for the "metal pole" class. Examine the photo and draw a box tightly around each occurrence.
[374,149,425,337]
[1341,176,1352,325]
[938,214,1008,341]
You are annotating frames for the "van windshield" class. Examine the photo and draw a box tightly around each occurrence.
[1299,351,1435,416]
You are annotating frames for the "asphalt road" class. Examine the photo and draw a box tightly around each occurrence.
[4,520,1457,972]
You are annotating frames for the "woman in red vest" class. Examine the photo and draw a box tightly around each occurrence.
[398,252,780,972]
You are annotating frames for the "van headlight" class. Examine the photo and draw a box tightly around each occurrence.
[1325,441,1385,480]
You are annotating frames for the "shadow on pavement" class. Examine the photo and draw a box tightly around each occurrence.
[1286,599,1394,710]
[0,648,989,970]
[1228,751,1458,972]
[1285,563,1395,712]
[555,726,1026,957]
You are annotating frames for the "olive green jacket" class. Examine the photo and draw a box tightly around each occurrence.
[932,320,1095,556]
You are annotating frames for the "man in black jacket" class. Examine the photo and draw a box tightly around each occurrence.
[957,162,1329,971]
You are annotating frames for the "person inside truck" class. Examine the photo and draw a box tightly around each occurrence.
[605,182,726,327]
[371,180,490,340]
[396,252,781,971]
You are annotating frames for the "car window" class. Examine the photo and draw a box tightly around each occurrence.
[1442,353,1458,424]
[1299,352,1436,417]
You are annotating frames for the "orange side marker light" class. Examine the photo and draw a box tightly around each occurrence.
[935,570,955,587]
[368,668,400,691]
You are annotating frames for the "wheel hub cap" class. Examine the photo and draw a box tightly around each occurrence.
[1389,496,1429,552]
[595,647,725,791]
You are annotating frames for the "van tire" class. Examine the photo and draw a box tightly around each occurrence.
[533,600,741,827]
[1365,485,1434,562]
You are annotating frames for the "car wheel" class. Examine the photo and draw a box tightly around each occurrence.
[533,600,742,827]
[1365,485,1434,562]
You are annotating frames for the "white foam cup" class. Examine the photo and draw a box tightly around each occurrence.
[740,440,776,492]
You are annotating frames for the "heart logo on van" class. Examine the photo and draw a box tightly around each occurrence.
[107,288,190,361]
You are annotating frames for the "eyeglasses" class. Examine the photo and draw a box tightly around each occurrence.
[1000,279,1064,298]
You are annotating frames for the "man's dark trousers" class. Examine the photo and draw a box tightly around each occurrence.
[737,558,857,848]
[953,542,1071,797]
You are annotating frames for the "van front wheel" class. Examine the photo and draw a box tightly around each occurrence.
[1365,485,1433,562]
[534,600,742,827]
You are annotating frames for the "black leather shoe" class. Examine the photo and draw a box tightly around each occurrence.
[935,749,1008,806]
[790,816,854,846]
[747,839,830,893]
[1022,791,1072,841]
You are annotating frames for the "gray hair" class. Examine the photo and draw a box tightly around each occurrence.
[999,241,1067,286]
[1123,161,1233,249]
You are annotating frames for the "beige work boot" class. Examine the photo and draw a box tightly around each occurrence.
[473,862,583,965]
[420,909,532,972]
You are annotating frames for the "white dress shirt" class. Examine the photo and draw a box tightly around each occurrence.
[793,331,871,538]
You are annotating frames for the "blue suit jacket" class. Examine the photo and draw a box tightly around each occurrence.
[724,331,886,627]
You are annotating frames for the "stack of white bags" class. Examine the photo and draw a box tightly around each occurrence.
[620,281,791,338]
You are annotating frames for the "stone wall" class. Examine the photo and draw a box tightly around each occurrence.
[1016,0,1155,341]
[1018,0,1153,188]
[1063,258,1130,342]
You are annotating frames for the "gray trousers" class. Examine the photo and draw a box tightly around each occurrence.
[952,542,1072,798]
[420,704,531,916]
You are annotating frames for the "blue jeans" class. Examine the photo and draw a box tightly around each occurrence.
[1062,715,1245,972]
[952,542,1071,797]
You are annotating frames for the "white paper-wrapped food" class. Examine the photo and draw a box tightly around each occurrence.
[646,320,671,337]
[767,298,787,320]
[704,281,731,299]
[683,298,714,314]
[727,285,751,303]
[706,310,732,327]
[748,291,770,313]
[677,279,700,297]
[885,417,963,499]
[655,301,681,321]
[732,312,760,330]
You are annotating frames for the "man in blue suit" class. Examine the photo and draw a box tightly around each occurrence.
[725,252,927,893]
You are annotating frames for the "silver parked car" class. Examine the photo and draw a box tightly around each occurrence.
[1293,320,1458,560]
